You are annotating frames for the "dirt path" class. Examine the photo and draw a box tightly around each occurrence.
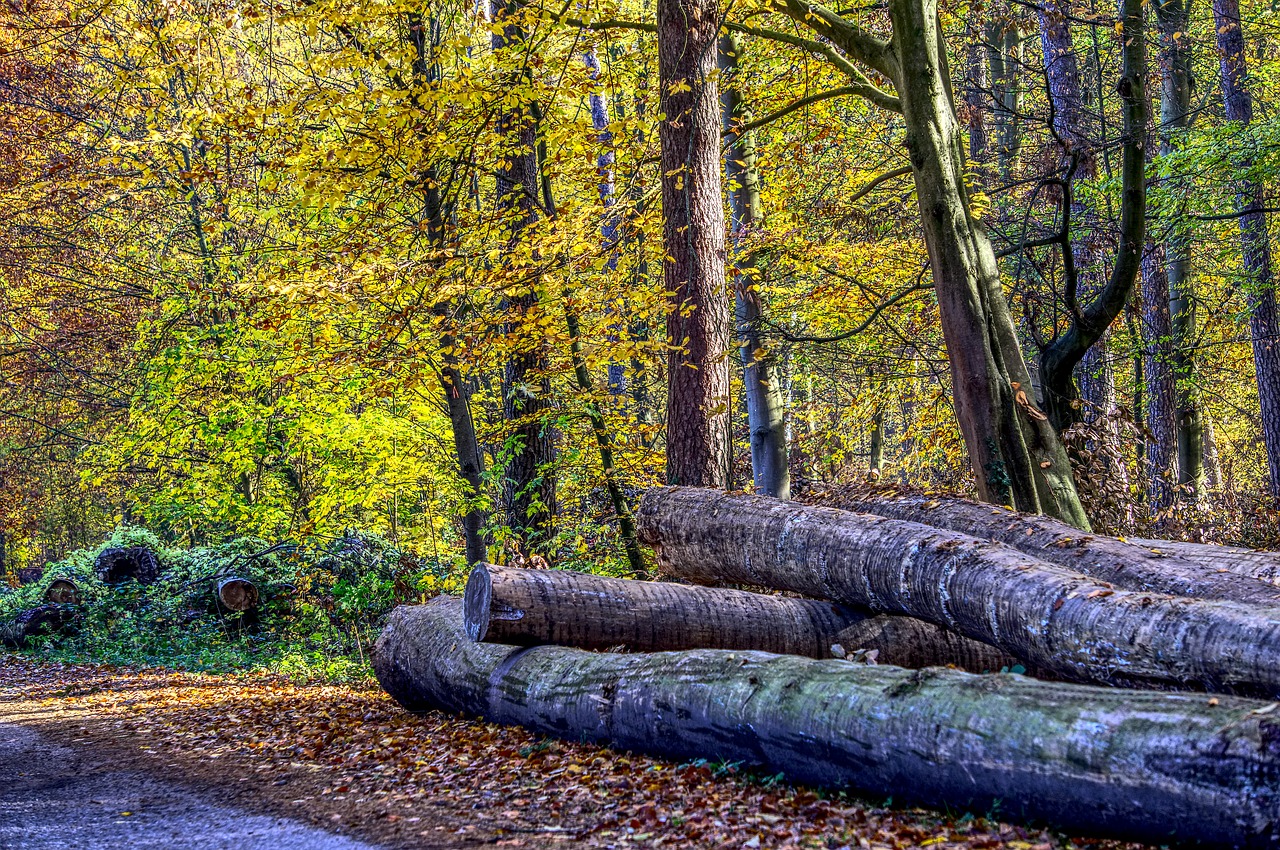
[0,720,385,850]
[0,655,1139,850]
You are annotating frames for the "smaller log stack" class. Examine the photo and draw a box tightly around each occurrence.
[375,487,1280,848]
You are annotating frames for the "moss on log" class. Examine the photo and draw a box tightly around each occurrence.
[637,487,1280,696]
[375,597,1280,848]
[836,492,1280,602]
[464,564,1016,670]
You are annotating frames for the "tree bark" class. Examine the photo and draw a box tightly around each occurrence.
[1142,242,1179,509]
[463,563,1016,670]
[887,0,1088,529]
[658,0,731,489]
[963,7,989,168]
[720,32,789,499]
[638,487,1280,695]
[5,604,78,648]
[830,491,1280,603]
[376,597,1280,848]
[1213,0,1280,500]
[1154,0,1202,497]
[94,546,161,584]
[1127,537,1280,583]
[493,0,556,545]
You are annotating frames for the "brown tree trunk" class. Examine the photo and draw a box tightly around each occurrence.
[831,492,1280,602]
[658,0,731,488]
[376,597,1280,848]
[464,563,1015,670]
[638,487,1280,696]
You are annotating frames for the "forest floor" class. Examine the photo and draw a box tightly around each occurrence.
[0,656,1144,850]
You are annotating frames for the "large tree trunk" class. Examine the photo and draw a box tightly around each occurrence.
[376,597,1280,848]
[1155,0,1203,497]
[830,491,1280,603]
[658,0,731,489]
[494,0,556,545]
[720,32,790,500]
[464,563,1015,670]
[637,487,1280,695]
[1213,0,1280,500]
[888,0,1088,529]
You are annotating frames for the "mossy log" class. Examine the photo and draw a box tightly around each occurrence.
[94,546,161,584]
[375,597,1280,848]
[637,487,1280,696]
[464,564,1016,671]
[216,577,259,613]
[835,492,1280,602]
[44,578,81,605]
[4,604,78,648]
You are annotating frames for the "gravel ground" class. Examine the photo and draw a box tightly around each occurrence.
[0,722,387,850]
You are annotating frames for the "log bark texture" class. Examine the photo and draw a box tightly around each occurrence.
[638,487,1280,695]
[94,547,161,584]
[832,492,1280,602]
[376,597,1280,848]
[464,564,1016,670]
[3,604,79,648]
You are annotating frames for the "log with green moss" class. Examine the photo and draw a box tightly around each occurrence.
[375,597,1280,848]
[637,487,1280,696]
[831,491,1280,602]
[464,564,1015,670]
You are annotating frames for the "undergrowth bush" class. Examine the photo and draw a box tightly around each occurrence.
[0,527,434,681]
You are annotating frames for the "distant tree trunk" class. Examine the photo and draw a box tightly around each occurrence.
[1214,0,1280,500]
[1143,243,1178,509]
[988,8,1024,180]
[1155,0,1202,497]
[657,0,731,488]
[493,0,556,545]
[964,8,989,167]
[889,0,1088,528]
[720,32,789,499]
[868,404,885,477]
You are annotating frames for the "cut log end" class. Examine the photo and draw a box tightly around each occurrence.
[216,577,259,612]
[44,578,81,605]
[463,565,493,642]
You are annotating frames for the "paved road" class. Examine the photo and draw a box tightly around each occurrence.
[0,723,386,850]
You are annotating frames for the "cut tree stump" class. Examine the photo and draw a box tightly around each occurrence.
[216,577,259,613]
[831,491,1280,603]
[94,547,161,584]
[637,487,1280,696]
[44,578,81,605]
[464,564,1016,670]
[375,597,1280,849]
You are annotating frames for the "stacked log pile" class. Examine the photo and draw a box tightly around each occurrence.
[375,487,1280,847]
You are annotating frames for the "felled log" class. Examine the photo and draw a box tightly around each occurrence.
[44,578,81,605]
[375,598,1280,849]
[832,492,1280,603]
[215,577,259,613]
[5,604,79,648]
[637,487,1280,696]
[1127,537,1280,583]
[94,546,161,584]
[464,564,1016,671]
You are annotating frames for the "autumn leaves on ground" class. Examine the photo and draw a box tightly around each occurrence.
[0,656,1138,850]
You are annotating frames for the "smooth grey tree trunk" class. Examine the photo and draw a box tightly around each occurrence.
[1143,242,1179,509]
[1213,0,1280,500]
[658,0,731,488]
[638,487,1280,695]
[375,597,1280,848]
[833,491,1280,602]
[719,32,789,499]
